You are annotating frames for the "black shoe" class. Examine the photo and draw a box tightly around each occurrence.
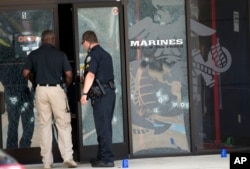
[91,161,114,167]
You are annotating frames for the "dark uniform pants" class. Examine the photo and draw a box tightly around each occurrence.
[92,88,116,163]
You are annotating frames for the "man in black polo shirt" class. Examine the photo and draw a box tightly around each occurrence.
[22,30,77,169]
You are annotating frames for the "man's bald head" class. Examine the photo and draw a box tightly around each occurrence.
[41,29,55,45]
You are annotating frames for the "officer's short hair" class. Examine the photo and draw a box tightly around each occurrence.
[82,30,98,43]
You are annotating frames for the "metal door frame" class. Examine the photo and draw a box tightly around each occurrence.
[72,1,129,162]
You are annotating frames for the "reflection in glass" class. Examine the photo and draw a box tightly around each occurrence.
[0,9,54,148]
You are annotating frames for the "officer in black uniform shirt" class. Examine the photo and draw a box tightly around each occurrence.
[80,30,116,168]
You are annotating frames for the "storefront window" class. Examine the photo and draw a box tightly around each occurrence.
[127,0,190,156]
[190,0,250,150]
[0,9,54,149]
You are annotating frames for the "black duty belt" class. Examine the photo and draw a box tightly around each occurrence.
[102,81,115,89]
[102,84,110,88]
[38,84,59,86]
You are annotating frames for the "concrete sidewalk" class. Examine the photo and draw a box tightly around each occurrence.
[24,154,229,169]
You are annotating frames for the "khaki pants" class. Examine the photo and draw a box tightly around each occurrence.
[35,85,73,166]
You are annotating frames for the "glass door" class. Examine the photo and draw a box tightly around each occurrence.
[73,2,128,162]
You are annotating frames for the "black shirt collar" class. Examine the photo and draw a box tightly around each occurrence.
[41,43,55,48]
[88,44,99,53]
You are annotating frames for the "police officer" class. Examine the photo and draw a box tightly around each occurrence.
[80,30,116,167]
[22,30,77,169]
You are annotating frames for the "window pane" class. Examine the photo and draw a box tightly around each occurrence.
[0,9,54,148]
[190,0,250,150]
[77,6,124,146]
[127,0,190,156]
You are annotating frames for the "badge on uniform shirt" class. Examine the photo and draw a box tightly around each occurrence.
[85,55,91,69]
[86,56,91,63]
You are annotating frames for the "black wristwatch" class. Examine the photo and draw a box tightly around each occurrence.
[81,92,88,96]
